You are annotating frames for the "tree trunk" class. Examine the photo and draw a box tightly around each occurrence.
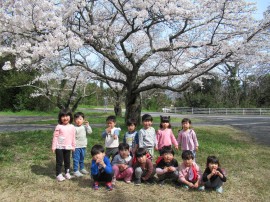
[114,103,122,117]
[125,93,142,125]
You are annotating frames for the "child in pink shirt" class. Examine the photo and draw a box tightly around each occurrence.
[178,150,204,191]
[155,116,178,154]
[177,118,199,160]
[52,108,76,182]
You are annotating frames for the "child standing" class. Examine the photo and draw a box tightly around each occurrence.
[178,150,204,190]
[133,148,156,185]
[202,156,227,193]
[156,116,178,154]
[52,108,76,182]
[73,112,92,177]
[102,115,121,159]
[138,114,156,156]
[177,118,199,160]
[90,144,114,191]
[111,143,134,184]
[156,146,179,185]
[123,118,138,156]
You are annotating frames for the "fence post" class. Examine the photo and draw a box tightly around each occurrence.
[209,108,210,114]
[226,109,227,115]
[192,107,193,114]
[243,109,244,115]
[260,108,261,116]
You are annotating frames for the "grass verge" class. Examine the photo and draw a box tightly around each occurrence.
[0,124,269,201]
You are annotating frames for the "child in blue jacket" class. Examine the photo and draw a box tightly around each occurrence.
[91,144,114,191]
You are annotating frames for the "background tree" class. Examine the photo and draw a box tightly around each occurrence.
[1,0,269,123]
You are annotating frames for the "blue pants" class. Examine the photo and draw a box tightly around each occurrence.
[73,148,86,172]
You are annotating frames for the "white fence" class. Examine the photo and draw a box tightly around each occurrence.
[162,107,270,115]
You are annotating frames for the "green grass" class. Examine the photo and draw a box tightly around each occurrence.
[0,121,270,201]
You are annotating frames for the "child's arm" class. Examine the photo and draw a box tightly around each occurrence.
[52,125,60,153]
[102,128,110,138]
[142,159,154,181]
[113,128,120,139]
[170,130,179,150]
[84,121,92,134]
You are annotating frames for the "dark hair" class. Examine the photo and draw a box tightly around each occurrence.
[126,118,137,127]
[118,142,129,151]
[160,115,171,128]
[181,150,194,160]
[142,114,153,122]
[106,115,116,123]
[74,112,85,119]
[181,118,191,124]
[135,148,147,158]
[58,108,73,124]
[160,146,174,156]
[91,144,105,156]
[206,156,220,167]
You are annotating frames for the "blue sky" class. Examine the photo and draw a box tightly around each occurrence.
[252,0,269,19]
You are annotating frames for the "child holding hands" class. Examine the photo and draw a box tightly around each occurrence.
[156,146,179,185]
[111,143,134,184]
[178,150,204,190]
[52,108,76,182]
[102,115,121,159]
[202,156,227,193]
[90,144,114,191]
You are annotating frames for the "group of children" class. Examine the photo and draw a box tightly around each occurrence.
[52,108,226,193]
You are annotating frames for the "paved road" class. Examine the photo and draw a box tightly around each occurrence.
[0,113,269,146]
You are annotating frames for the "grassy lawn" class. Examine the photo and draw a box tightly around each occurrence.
[0,118,269,202]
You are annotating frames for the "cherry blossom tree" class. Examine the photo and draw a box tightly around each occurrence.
[1,0,269,123]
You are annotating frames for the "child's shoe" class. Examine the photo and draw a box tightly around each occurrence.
[198,186,205,191]
[215,186,223,193]
[65,172,72,180]
[124,180,131,184]
[182,184,189,189]
[80,169,89,174]
[106,182,113,191]
[74,171,83,177]
[93,182,99,190]
[56,174,65,182]
[134,178,141,186]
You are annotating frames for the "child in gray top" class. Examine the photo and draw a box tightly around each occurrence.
[73,112,92,177]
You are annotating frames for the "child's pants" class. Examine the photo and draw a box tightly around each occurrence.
[157,170,179,181]
[92,171,113,183]
[73,148,86,172]
[204,177,224,189]
[112,165,133,182]
[134,167,155,180]
[55,149,71,176]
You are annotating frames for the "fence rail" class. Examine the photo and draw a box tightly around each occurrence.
[162,107,270,115]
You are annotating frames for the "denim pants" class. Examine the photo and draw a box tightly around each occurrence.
[73,148,86,172]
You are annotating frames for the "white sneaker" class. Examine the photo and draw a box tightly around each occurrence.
[80,169,89,174]
[74,171,84,177]
[65,173,72,180]
[56,174,65,182]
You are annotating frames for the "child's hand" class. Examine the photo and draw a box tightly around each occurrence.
[113,134,118,139]
[193,181,199,188]
[168,166,176,172]
[84,121,89,126]
[196,146,198,151]
[163,167,169,173]
[52,149,55,153]
[106,127,111,134]
[175,146,179,150]
[154,147,158,151]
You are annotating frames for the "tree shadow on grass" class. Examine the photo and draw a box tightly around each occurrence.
[30,160,55,179]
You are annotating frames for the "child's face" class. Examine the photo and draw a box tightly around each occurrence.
[161,122,169,129]
[106,120,116,129]
[92,152,105,161]
[127,124,136,132]
[61,115,70,125]
[75,116,84,126]
[208,162,218,171]
[137,155,147,164]
[182,121,190,130]
[143,120,152,129]
[183,158,193,167]
[163,153,174,163]
[119,149,130,159]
